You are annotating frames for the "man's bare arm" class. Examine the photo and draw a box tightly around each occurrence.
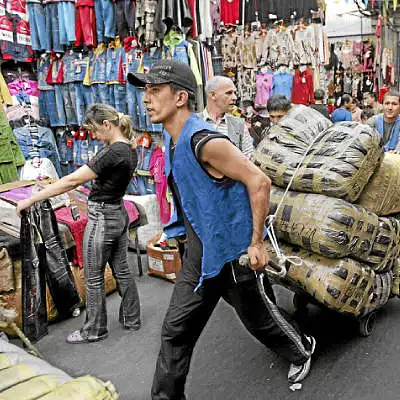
[200,138,271,270]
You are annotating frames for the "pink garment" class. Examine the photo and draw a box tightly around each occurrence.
[254,73,273,106]
[353,41,362,55]
[149,147,170,224]
[7,78,39,97]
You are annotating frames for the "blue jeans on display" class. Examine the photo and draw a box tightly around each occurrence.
[126,84,147,130]
[94,0,116,43]
[39,90,59,127]
[109,84,127,113]
[73,139,89,167]
[88,139,103,161]
[75,84,94,125]
[45,3,64,53]
[58,2,76,45]
[28,3,48,51]
[126,175,140,195]
[81,201,140,339]
[137,175,155,195]
[62,84,78,125]
[92,83,109,104]
[56,129,74,164]
[137,142,155,171]
[54,86,67,127]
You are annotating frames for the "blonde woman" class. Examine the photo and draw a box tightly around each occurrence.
[16,104,141,343]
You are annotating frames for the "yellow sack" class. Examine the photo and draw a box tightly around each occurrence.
[0,354,11,370]
[0,364,36,391]
[357,153,400,216]
[270,186,400,272]
[38,376,119,400]
[267,242,376,316]
[0,375,60,400]
[253,121,383,202]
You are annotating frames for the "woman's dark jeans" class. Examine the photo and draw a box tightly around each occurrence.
[81,201,141,339]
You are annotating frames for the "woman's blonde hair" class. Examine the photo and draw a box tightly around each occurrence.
[82,103,136,148]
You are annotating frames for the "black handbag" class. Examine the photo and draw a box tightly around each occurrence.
[20,210,48,342]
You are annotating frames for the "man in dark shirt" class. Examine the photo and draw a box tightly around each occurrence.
[128,60,315,400]
[310,89,330,119]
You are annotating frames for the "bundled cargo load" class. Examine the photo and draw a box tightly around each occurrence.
[283,104,333,139]
[357,153,400,216]
[266,242,376,316]
[253,121,384,202]
[269,186,400,272]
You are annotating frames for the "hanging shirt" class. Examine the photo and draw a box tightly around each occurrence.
[220,0,240,25]
[272,71,293,99]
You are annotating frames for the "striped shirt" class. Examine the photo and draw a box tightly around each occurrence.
[199,109,254,158]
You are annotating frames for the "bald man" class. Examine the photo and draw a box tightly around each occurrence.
[199,76,254,158]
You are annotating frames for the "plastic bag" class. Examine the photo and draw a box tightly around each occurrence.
[357,153,400,216]
[269,186,400,272]
[283,104,332,140]
[254,121,383,202]
[267,242,376,316]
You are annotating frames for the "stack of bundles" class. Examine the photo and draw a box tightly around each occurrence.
[253,121,384,202]
[283,104,333,139]
[253,121,400,315]
[266,242,391,316]
[357,153,400,216]
[269,186,400,273]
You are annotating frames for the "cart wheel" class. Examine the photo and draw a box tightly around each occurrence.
[293,293,309,314]
[358,312,376,337]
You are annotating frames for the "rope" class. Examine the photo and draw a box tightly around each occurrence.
[265,128,328,270]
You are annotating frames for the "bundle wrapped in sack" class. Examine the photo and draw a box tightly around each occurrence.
[253,121,383,202]
[392,259,400,297]
[266,242,376,316]
[283,104,332,139]
[357,153,400,216]
[373,272,393,309]
[269,186,400,272]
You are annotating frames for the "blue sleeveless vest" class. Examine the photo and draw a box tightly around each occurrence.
[164,113,253,288]
[376,114,400,151]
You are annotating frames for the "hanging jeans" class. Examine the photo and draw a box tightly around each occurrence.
[58,2,76,45]
[108,84,127,113]
[73,138,89,167]
[75,5,96,47]
[45,3,64,53]
[53,86,67,127]
[151,259,313,400]
[75,83,94,125]
[62,84,78,125]
[114,0,136,39]
[39,90,59,127]
[56,128,74,176]
[126,84,147,130]
[92,83,109,104]
[137,175,155,195]
[94,0,115,43]
[27,3,48,51]
[80,201,141,339]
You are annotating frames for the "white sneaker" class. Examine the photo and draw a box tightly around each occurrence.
[288,335,316,383]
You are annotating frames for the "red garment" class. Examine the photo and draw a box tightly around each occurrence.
[291,70,314,105]
[45,57,64,84]
[187,0,197,37]
[75,5,96,47]
[220,0,239,25]
[379,85,390,103]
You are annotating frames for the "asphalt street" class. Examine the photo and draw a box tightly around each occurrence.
[30,253,400,400]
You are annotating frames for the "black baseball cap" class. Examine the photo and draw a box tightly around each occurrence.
[127,60,197,94]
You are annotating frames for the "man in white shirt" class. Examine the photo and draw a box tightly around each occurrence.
[199,76,254,158]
